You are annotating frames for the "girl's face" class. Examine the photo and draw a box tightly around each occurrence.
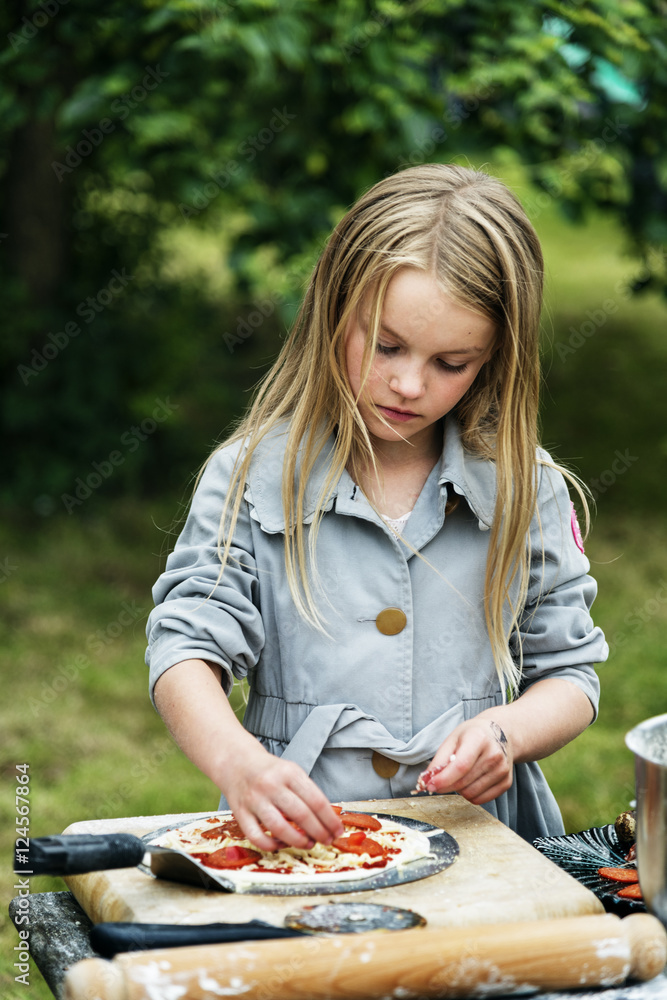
[345,267,496,459]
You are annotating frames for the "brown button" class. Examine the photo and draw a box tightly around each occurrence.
[375,607,407,635]
[372,751,400,779]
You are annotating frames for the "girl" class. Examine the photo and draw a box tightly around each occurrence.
[147,163,607,852]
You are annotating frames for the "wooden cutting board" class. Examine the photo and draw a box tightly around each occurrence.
[62,796,603,929]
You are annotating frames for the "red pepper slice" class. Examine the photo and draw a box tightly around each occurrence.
[287,820,309,838]
[193,845,262,869]
[598,866,639,883]
[340,812,382,832]
[617,883,643,899]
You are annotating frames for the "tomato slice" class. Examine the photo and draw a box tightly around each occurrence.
[333,831,365,849]
[598,866,639,883]
[333,833,385,857]
[617,883,643,899]
[340,812,382,832]
[193,845,262,869]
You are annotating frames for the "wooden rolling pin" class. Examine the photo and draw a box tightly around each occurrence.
[64,912,666,1000]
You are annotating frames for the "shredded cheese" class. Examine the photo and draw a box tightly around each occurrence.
[150,813,433,886]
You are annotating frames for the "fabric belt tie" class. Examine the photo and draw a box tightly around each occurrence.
[278,702,466,776]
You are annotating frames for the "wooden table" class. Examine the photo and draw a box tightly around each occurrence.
[57,796,605,927]
[8,891,667,1000]
[9,798,666,999]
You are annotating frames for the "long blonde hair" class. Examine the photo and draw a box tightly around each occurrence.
[207,163,586,693]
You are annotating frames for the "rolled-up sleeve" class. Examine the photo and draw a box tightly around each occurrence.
[515,460,608,718]
[145,448,265,706]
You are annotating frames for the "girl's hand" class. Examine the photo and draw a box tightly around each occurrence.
[418,716,514,805]
[416,679,597,803]
[153,660,344,854]
[220,743,345,852]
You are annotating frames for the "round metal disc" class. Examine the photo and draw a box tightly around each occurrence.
[284,902,426,934]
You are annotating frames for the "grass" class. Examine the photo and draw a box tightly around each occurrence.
[2,174,667,997]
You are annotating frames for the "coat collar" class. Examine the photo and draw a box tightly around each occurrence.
[437,418,496,528]
[244,417,496,533]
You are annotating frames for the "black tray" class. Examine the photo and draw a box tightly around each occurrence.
[533,824,644,916]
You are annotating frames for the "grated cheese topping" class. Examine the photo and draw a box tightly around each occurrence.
[150,812,433,886]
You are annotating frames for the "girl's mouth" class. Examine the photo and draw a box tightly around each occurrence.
[377,405,419,422]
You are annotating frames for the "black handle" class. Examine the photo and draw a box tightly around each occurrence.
[90,920,305,956]
[16,834,147,876]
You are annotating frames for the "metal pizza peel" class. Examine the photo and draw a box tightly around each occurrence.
[18,811,459,896]
[139,810,459,896]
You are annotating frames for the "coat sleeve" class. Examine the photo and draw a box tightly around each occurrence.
[515,458,608,717]
[145,447,265,707]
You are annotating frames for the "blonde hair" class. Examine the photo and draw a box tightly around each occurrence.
[207,163,587,694]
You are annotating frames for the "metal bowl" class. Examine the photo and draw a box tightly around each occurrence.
[626,713,667,926]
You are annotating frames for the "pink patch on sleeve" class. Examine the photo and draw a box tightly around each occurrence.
[570,501,585,553]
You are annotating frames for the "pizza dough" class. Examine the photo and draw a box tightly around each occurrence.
[149,810,433,887]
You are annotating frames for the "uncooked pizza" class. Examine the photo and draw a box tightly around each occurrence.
[150,807,433,887]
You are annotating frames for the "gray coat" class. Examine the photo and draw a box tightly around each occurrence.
[146,418,607,842]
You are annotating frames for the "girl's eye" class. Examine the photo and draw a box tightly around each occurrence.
[376,342,469,373]
[438,360,469,374]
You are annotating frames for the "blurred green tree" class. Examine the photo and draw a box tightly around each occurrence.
[1,0,665,507]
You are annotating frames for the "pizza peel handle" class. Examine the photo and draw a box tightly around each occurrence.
[19,834,149,876]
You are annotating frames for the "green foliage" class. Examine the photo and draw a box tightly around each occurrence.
[1,0,665,506]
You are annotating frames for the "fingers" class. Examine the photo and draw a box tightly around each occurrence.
[226,758,344,852]
[285,785,345,847]
[235,808,286,853]
[417,719,513,804]
[448,743,511,802]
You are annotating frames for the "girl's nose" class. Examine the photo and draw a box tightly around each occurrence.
[388,365,425,399]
